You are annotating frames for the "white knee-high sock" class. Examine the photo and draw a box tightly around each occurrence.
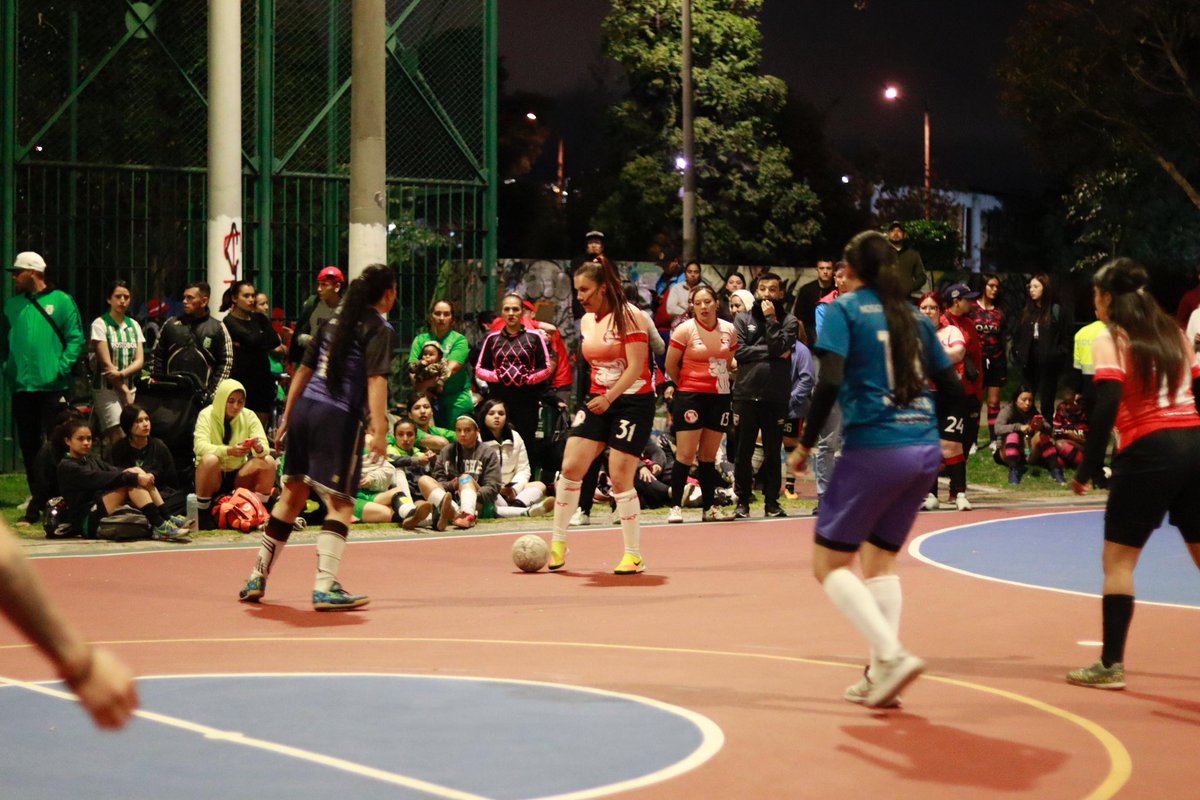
[459,487,478,515]
[822,568,900,663]
[494,500,528,518]
[865,574,903,678]
[515,485,544,506]
[552,477,582,543]
[314,529,348,592]
[613,488,641,557]
[428,487,447,507]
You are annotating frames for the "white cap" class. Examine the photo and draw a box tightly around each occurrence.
[11,251,47,273]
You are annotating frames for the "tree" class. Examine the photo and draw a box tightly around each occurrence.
[595,0,820,264]
[999,0,1200,215]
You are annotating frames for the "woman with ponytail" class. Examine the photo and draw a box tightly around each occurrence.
[1067,258,1200,690]
[548,255,654,575]
[788,231,966,710]
[237,264,398,612]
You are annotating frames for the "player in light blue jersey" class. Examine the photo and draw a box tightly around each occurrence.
[789,231,966,709]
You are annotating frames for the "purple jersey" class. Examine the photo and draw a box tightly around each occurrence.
[301,310,395,416]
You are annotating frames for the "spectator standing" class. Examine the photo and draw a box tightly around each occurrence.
[972,273,1007,446]
[790,260,835,346]
[887,222,929,297]
[152,281,231,402]
[2,251,85,526]
[1073,316,1108,415]
[918,289,975,511]
[1175,266,1200,329]
[1014,273,1069,420]
[665,260,705,320]
[140,298,168,355]
[716,272,746,322]
[475,294,554,447]
[732,272,798,519]
[942,283,985,459]
[409,299,473,428]
[221,280,282,424]
[781,334,816,501]
[90,280,145,446]
[288,266,344,365]
[810,264,849,514]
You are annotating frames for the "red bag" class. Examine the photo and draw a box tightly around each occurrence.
[215,487,270,533]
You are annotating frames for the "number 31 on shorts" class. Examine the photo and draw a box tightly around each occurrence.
[615,420,637,442]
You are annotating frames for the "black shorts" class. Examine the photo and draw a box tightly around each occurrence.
[569,393,656,456]
[672,391,731,432]
[781,418,802,439]
[935,393,969,445]
[1104,426,1200,548]
[282,395,366,501]
[982,354,1008,388]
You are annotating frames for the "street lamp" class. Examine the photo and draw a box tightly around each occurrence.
[882,84,931,221]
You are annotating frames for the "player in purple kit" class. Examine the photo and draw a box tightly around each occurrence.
[789,231,965,709]
[237,264,397,611]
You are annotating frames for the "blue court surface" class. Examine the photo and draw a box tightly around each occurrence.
[913,510,1200,607]
[0,674,722,800]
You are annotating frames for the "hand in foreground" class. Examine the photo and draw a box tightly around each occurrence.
[787,445,810,476]
[68,648,140,730]
[1070,478,1089,496]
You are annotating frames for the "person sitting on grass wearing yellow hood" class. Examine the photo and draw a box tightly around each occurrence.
[193,378,277,529]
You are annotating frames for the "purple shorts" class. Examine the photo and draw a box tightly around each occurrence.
[815,444,942,553]
[282,395,366,502]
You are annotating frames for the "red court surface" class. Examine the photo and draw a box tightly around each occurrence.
[3,506,1198,798]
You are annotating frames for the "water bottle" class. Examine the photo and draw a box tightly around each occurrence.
[186,492,199,532]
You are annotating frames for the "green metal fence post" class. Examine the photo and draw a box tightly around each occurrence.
[324,0,340,270]
[67,9,79,288]
[2,0,15,271]
[483,0,498,309]
[255,0,275,298]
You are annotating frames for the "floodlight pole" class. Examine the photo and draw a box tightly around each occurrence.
[349,0,388,279]
[923,104,931,221]
[681,0,697,262]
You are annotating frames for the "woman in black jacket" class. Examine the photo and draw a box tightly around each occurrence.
[107,405,185,515]
[55,419,189,541]
[1013,273,1069,420]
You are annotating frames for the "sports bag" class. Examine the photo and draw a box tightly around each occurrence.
[214,487,270,532]
[43,497,79,539]
[97,510,151,541]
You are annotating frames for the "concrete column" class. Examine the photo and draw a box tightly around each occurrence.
[207,0,243,313]
[348,0,388,279]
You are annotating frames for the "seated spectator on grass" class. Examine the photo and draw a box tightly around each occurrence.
[351,433,434,529]
[993,387,1068,485]
[478,398,554,519]
[1051,387,1089,475]
[55,418,190,542]
[17,408,85,528]
[417,415,501,531]
[409,393,455,452]
[108,404,185,515]
[193,379,277,528]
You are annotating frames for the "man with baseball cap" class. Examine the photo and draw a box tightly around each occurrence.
[942,282,984,508]
[1,251,86,525]
[289,266,345,365]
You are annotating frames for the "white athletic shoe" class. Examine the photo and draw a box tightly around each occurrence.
[667,505,684,524]
[955,493,973,511]
[569,508,590,527]
[866,650,925,709]
[969,443,978,456]
[844,667,901,708]
[527,497,556,517]
[922,493,940,511]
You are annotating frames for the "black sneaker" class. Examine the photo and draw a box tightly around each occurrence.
[764,505,787,518]
[734,504,750,519]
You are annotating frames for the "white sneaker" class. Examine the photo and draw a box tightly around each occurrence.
[922,493,940,511]
[527,496,556,517]
[955,493,973,511]
[667,505,684,524]
[569,508,590,526]
[969,443,979,456]
[17,496,31,513]
[866,650,925,708]
[844,666,901,708]
[989,439,999,454]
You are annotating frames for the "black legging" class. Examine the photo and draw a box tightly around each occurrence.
[1022,354,1062,421]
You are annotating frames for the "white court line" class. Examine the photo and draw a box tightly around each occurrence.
[908,509,1200,611]
[0,672,724,800]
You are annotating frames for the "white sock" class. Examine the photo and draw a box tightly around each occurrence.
[865,574,903,679]
[822,568,900,663]
[494,500,528,518]
[251,533,280,579]
[552,477,582,544]
[515,485,544,506]
[255,491,272,505]
[613,488,641,557]
[428,487,447,507]
[314,530,347,592]
[459,487,478,515]
[395,495,416,519]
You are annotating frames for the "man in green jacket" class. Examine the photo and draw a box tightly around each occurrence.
[1,252,85,525]
[887,221,929,298]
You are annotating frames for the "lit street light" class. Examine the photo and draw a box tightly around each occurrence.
[525,112,537,121]
[883,84,931,221]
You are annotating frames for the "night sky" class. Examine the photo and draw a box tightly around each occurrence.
[499,0,1042,197]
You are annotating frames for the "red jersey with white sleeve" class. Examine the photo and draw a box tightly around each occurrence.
[669,317,737,394]
[935,321,966,384]
[581,303,653,396]
[1093,326,1200,450]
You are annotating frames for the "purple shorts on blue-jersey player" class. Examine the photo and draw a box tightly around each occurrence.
[815,444,942,553]
[282,395,366,501]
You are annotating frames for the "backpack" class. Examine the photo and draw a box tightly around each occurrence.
[214,487,270,532]
[43,497,79,539]
[97,510,151,542]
